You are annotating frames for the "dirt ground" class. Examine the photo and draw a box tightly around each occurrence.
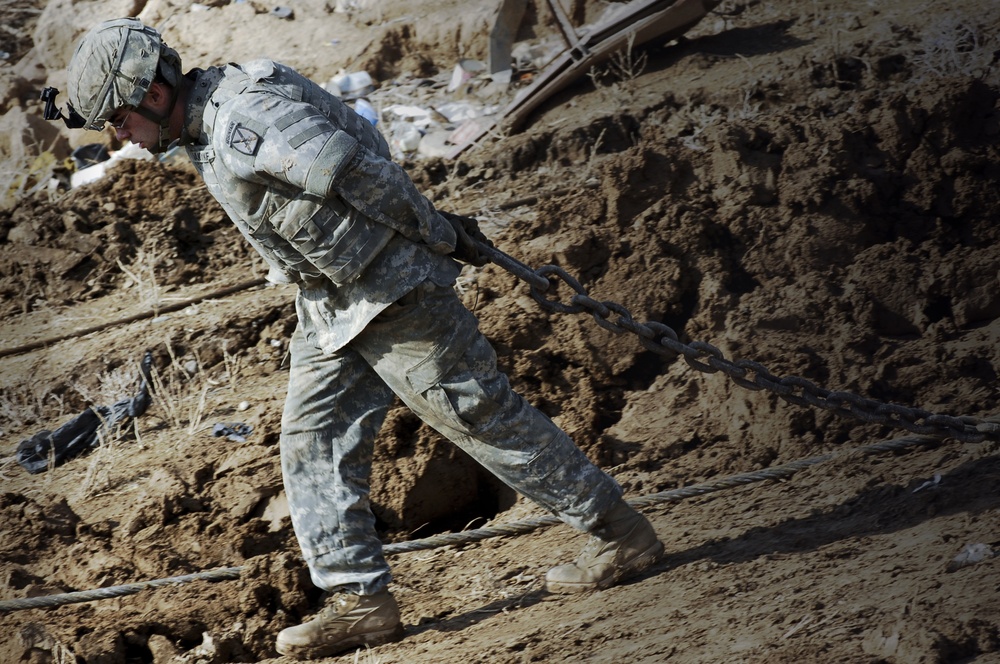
[1,0,999,662]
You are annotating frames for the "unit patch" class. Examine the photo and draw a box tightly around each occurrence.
[228,122,262,156]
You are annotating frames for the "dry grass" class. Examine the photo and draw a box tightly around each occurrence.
[79,414,129,495]
[0,139,60,212]
[672,102,725,152]
[587,31,649,90]
[912,15,996,80]
[16,622,79,663]
[147,341,226,446]
[607,31,649,83]
[73,347,218,492]
[352,645,383,664]
[71,362,144,407]
[220,340,244,392]
[116,248,165,314]
[0,382,57,431]
[68,359,150,494]
[0,453,18,482]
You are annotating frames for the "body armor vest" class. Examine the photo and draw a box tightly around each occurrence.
[185,60,455,287]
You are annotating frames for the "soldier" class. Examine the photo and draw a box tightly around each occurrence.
[51,17,664,659]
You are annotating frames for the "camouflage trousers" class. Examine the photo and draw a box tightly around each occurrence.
[280,279,624,594]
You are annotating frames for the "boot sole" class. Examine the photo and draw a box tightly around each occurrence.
[545,540,665,594]
[276,622,404,660]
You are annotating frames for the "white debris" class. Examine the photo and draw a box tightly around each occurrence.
[352,98,378,125]
[912,473,942,493]
[327,70,374,98]
[70,142,155,188]
[946,543,996,572]
[389,121,423,156]
[433,101,482,123]
[417,130,453,159]
[384,105,435,127]
[448,59,486,92]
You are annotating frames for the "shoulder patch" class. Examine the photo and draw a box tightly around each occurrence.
[227,121,262,156]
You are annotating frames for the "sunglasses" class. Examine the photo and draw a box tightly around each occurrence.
[108,106,134,130]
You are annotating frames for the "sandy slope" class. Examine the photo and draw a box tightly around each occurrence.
[1,0,999,662]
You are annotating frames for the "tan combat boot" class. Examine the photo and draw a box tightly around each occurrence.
[275,590,404,659]
[545,502,664,594]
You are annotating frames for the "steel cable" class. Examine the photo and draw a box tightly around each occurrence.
[0,432,939,614]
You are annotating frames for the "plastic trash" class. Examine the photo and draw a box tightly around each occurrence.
[271,6,294,19]
[417,129,453,158]
[384,104,433,128]
[353,98,378,126]
[390,122,423,154]
[71,144,110,170]
[70,142,155,188]
[448,59,486,92]
[16,353,154,474]
[212,422,253,443]
[330,71,374,99]
[433,101,482,123]
[946,542,996,572]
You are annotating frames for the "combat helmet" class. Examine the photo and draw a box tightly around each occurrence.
[44,18,182,151]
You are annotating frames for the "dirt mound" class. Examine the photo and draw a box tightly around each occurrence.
[0,160,247,318]
[1,1,999,663]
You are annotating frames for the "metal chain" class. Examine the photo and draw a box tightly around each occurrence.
[479,244,998,444]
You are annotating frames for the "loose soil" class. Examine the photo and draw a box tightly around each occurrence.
[1,1,999,663]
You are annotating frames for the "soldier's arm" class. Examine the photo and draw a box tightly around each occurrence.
[214,92,456,254]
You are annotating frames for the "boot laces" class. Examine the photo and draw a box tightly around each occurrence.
[576,534,615,566]
[318,593,352,619]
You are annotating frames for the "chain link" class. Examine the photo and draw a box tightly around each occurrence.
[478,244,995,444]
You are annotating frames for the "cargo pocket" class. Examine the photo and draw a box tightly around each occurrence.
[403,285,481,395]
[420,333,512,435]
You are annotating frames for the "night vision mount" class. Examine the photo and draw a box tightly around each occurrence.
[40,87,86,129]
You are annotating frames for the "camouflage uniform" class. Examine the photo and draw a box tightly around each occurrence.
[181,59,624,594]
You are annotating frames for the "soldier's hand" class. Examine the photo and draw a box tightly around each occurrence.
[440,211,493,267]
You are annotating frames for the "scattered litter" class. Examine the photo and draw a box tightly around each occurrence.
[389,121,423,156]
[384,104,434,127]
[946,543,997,572]
[190,631,217,659]
[0,51,10,61]
[212,423,253,443]
[511,39,562,73]
[448,59,487,93]
[352,98,378,126]
[417,130,453,158]
[237,401,251,412]
[327,70,374,99]
[433,101,486,123]
[70,142,155,188]
[15,353,154,474]
[70,143,110,170]
[270,6,294,19]
[333,0,361,12]
[449,118,490,146]
[912,473,941,493]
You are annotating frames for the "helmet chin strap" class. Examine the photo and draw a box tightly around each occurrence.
[130,83,180,153]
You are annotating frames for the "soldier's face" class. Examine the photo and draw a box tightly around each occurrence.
[112,82,172,151]
[113,108,156,151]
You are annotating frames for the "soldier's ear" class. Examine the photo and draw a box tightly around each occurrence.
[146,81,169,107]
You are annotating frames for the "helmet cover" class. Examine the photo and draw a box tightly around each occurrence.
[67,18,181,131]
